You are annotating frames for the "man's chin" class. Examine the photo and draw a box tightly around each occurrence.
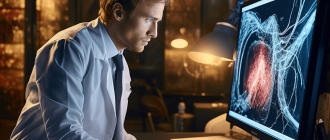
[128,46,144,53]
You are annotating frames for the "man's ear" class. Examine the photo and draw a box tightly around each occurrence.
[112,3,125,21]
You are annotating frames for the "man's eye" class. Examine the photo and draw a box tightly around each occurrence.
[146,18,153,22]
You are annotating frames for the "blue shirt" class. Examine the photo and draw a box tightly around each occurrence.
[10,18,135,140]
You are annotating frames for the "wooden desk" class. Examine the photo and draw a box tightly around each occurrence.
[131,131,252,140]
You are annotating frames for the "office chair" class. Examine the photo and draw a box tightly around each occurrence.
[141,87,172,132]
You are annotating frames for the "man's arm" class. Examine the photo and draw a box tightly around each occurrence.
[35,39,96,140]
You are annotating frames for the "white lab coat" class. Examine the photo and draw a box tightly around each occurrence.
[10,18,136,140]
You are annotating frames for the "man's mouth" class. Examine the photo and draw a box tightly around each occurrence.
[142,40,149,45]
[142,40,150,45]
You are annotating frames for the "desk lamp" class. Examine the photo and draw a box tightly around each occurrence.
[188,0,245,65]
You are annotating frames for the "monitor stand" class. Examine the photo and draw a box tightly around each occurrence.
[252,136,260,140]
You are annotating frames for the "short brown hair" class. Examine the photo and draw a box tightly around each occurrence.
[99,0,169,24]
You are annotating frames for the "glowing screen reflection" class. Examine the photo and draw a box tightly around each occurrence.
[229,0,317,139]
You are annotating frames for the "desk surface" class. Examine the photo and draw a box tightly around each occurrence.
[131,132,252,140]
[162,91,228,97]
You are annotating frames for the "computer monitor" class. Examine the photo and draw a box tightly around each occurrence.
[226,0,330,139]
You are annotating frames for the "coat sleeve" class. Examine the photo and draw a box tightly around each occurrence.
[35,39,96,140]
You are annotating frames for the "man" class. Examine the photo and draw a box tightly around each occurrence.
[10,0,168,139]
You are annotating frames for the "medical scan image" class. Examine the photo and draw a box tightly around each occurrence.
[229,0,317,139]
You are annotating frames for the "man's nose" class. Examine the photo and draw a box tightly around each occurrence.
[147,22,158,38]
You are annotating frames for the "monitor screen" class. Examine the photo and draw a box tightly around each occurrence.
[228,0,319,139]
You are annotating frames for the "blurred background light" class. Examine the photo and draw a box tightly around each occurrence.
[171,27,188,48]
[171,39,188,48]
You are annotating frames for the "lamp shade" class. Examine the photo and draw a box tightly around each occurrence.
[188,22,237,65]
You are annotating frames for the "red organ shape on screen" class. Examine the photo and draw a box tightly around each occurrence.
[243,41,273,122]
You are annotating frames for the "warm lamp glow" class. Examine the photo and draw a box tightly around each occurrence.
[171,39,188,48]
[188,51,232,65]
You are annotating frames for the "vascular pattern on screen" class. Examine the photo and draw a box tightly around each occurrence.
[230,0,317,139]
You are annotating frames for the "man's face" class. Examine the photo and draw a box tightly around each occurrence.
[118,1,165,52]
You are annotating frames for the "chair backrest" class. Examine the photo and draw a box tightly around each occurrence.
[141,94,171,123]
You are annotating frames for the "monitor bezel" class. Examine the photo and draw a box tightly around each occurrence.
[226,0,330,139]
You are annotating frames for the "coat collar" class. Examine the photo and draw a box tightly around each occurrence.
[87,17,124,60]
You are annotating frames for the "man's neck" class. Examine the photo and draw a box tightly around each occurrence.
[102,19,125,52]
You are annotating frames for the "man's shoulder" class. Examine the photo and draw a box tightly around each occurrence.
[37,21,95,56]
[47,22,90,44]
